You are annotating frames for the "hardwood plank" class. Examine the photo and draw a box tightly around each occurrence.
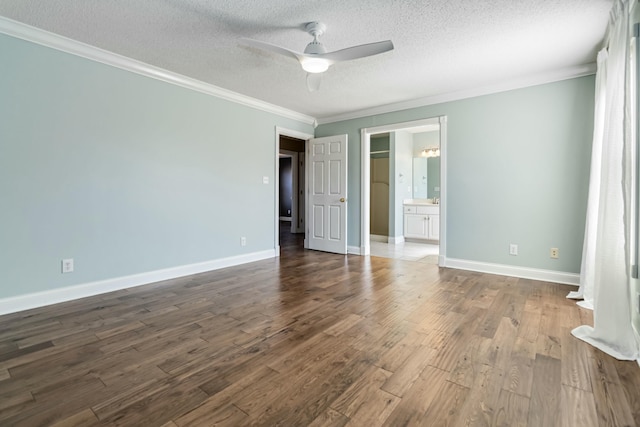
[559,384,598,427]
[589,358,637,427]
[502,337,536,398]
[536,303,563,359]
[613,358,640,424]
[375,329,428,373]
[330,366,399,423]
[99,382,209,426]
[324,313,363,337]
[245,348,372,426]
[172,365,276,426]
[175,403,248,427]
[474,292,511,338]
[494,389,530,427]
[429,306,487,372]
[420,376,469,426]
[1,377,104,426]
[0,389,33,412]
[50,409,101,427]
[382,366,448,426]
[448,334,492,388]
[517,309,541,343]
[380,345,435,397]
[528,354,561,427]
[456,363,506,426]
[0,340,54,363]
[560,326,592,391]
[308,408,350,427]
[94,320,146,339]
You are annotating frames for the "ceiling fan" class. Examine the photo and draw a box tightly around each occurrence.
[241,22,394,92]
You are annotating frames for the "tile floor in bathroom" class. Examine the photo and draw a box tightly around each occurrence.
[369,240,439,264]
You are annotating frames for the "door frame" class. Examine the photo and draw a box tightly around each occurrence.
[275,127,313,256]
[278,150,299,232]
[360,116,448,266]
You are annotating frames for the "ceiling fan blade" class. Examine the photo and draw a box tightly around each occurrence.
[322,40,394,62]
[306,73,323,92]
[240,38,303,61]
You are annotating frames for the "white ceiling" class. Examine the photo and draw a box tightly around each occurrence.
[0,1,613,122]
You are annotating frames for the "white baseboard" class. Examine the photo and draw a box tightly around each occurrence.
[279,216,292,222]
[444,257,580,286]
[389,236,405,245]
[370,234,388,243]
[348,246,362,255]
[0,249,276,316]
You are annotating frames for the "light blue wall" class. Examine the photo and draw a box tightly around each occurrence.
[317,76,595,273]
[0,34,312,299]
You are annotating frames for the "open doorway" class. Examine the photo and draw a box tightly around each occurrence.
[275,128,313,256]
[360,117,447,266]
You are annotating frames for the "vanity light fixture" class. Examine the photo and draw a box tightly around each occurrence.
[421,147,440,158]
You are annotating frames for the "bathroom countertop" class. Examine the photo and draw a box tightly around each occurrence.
[403,199,437,206]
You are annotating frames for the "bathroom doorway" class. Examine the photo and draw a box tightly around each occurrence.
[361,117,447,265]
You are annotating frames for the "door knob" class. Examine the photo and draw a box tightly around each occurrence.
[340,198,345,202]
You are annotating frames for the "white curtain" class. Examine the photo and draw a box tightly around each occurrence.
[567,49,607,310]
[570,0,640,361]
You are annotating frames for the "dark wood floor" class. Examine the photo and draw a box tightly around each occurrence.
[0,227,638,426]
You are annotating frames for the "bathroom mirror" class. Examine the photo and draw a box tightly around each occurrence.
[412,155,440,199]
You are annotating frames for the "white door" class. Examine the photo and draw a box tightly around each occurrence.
[308,134,348,254]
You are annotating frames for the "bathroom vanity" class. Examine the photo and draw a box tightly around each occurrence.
[403,199,440,241]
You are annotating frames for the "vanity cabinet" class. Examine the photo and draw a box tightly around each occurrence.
[403,204,439,241]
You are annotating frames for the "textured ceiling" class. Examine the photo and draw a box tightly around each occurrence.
[0,0,613,121]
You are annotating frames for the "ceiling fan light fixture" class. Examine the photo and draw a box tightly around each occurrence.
[240,20,393,90]
[301,57,330,73]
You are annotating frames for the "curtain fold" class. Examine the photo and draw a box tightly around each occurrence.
[570,0,640,361]
[567,49,607,310]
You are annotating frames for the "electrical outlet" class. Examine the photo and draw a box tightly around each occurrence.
[550,248,559,259]
[241,237,247,247]
[509,244,518,256]
[62,258,74,273]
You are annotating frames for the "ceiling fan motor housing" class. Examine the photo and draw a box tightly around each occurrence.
[304,22,328,55]
[304,41,327,55]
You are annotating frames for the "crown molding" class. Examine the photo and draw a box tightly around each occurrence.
[317,63,597,125]
[0,17,316,126]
